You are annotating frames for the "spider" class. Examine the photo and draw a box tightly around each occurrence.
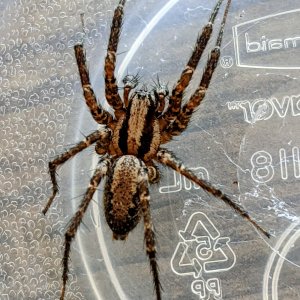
[42,0,270,299]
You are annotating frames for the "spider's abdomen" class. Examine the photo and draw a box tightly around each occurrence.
[112,93,160,161]
[104,155,144,240]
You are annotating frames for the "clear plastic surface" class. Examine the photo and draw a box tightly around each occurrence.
[1,0,300,299]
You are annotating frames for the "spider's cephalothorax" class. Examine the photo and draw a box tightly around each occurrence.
[42,1,270,299]
[112,90,161,161]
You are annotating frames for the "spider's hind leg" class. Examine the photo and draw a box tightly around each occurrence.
[156,148,271,238]
[138,167,162,300]
[60,158,110,300]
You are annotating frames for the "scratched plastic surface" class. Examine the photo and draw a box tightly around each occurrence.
[1,0,300,299]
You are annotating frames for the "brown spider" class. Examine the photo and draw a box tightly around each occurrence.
[42,0,270,299]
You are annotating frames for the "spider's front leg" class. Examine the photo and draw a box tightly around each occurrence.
[60,157,111,300]
[161,0,231,143]
[159,0,225,131]
[42,128,111,214]
[105,0,127,117]
[74,44,113,125]
[156,148,271,238]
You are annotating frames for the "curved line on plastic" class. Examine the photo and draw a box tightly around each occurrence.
[262,220,300,300]
[117,0,181,79]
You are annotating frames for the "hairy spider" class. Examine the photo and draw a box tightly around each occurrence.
[43,0,270,299]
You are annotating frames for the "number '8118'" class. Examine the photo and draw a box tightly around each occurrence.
[250,147,300,183]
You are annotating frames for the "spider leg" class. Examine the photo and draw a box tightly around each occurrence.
[159,0,226,131]
[156,148,271,238]
[74,44,113,125]
[138,167,162,300]
[105,0,127,117]
[60,157,110,300]
[161,0,231,143]
[42,128,111,215]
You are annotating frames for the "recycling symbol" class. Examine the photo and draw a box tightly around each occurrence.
[171,212,236,278]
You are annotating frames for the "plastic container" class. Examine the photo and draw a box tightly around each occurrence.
[1,0,299,299]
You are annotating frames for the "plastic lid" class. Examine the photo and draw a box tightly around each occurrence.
[1,0,299,299]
